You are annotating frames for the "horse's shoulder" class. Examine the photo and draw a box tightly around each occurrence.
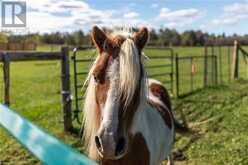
[148,79,171,110]
[148,79,173,129]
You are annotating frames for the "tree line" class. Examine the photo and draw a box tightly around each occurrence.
[1,28,248,46]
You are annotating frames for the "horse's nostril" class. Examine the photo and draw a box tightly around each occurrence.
[115,137,126,156]
[95,136,102,151]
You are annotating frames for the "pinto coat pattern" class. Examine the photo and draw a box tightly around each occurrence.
[82,26,175,165]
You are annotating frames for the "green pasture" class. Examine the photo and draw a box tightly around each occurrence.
[0,45,248,164]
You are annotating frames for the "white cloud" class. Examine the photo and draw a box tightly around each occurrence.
[23,0,108,32]
[158,8,202,21]
[163,22,178,28]
[223,2,248,15]
[212,15,248,26]
[27,12,72,33]
[156,7,203,28]
[212,1,248,26]
[15,0,147,33]
[1,0,205,33]
[124,12,139,19]
[27,0,90,13]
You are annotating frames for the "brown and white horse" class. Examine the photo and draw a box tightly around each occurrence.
[82,26,175,165]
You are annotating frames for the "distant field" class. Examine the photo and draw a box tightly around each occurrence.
[36,44,205,55]
[0,45,248,164]
[35,44,232,95]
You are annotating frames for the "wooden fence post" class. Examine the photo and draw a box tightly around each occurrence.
[219,46,223,83]
[228,46,231,82]
[211,45,215,84]
[170,49,174,96]
[214,55,218,85]
[3,53,10,106]
[190,57,193,91]
[231,40,239,80]
[175,54,179,98]
[61,47,73,132]
[204,46,208,87]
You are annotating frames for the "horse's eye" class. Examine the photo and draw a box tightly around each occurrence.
[94,75,100,83]
[103,41,116,52]
[103,40,110,51]
[103,44,108,51]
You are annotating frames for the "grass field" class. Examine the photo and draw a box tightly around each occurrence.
[171,79,248,165]
[1,45,248,164]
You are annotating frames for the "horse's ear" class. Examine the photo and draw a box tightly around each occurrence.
[91,26,107,52]
[134,27,149,50]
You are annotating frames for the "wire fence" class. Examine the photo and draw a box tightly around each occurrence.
[1,44,247,127]
[175,44,248,98]
[175,54,217,97]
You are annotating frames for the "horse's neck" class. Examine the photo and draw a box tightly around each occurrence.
[132,97,176,162]
[130,102,169,164]
[131,102,162,136]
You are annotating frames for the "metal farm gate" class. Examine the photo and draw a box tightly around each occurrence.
[71,47,95,124]
[144,47,174,93]
[175,44,235,98]
[175,54,218,98]
[71,47,174,123]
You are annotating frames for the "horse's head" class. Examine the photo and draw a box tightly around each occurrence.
[83,26,149,160]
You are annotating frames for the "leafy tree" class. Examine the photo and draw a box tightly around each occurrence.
[73,30,84,46]
[5,27,248,47]
[181,31,197,46]
[0,33,8,43]
[170,29,181,46]
[149,29,159,45]
[195,30,205,46]
[64,32,75,45]
[158,28,181,46]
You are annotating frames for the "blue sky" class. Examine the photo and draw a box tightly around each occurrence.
[1,0,248,35]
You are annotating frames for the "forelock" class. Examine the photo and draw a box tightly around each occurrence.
[119,38,143,108]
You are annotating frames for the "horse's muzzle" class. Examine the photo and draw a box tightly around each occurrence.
[95,130,127,160]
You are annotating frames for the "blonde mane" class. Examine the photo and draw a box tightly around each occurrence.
[82,29,147,160]
[119,38,146,107]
